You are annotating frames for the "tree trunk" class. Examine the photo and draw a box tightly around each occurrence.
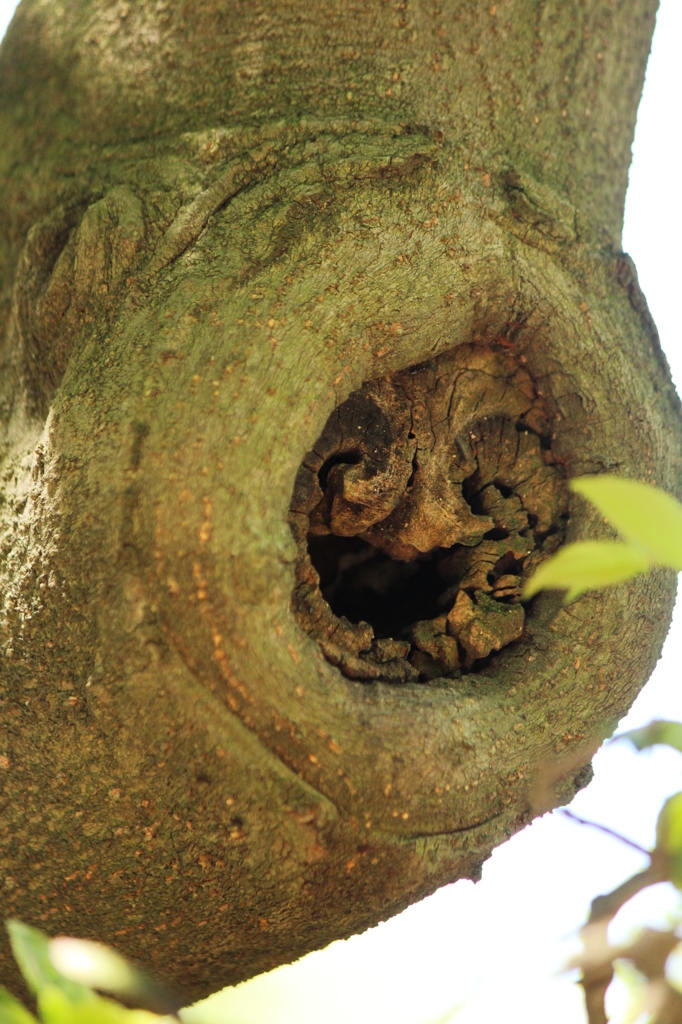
[0,0,679,1002]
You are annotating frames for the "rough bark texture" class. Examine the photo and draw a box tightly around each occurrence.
[0,0,680,1003]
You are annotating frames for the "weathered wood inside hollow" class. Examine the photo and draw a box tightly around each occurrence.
[290,344,567,680]
[0,0,680,1004]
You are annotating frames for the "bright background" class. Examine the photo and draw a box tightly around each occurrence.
[0,2,680,1022]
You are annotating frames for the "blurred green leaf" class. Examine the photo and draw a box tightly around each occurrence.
[0,985,40,1024]
[47,939,137,997]
[618,720,682,755]
[656,792,682,889]
[6,922,91,1003]
[47,938,179,1015]
[611,959,650,1024]
[5,922,180,1022]
[571,476,682,569]
[37,988,164,1024]
[665,940,682,996]
[522,540,651,602]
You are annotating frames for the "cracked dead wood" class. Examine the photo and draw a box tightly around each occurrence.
[0,0,680,1003]
[290,343,566,679]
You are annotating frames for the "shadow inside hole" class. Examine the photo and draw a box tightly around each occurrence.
[307,534,467,638]
[318,450,362,490]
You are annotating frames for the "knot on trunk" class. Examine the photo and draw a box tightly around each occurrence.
[289,343,568,681]
[12,189,146,416]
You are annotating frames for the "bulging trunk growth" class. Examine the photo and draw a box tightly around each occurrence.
[0,0,679,1001]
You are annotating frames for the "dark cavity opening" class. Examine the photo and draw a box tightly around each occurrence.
[308,534,450,638]
[463,474,514,513]
[483,527,510,541]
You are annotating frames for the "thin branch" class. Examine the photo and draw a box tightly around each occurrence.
[559,808,651,856]
[588,866,660,925]
[562,810,656,1024]
[580,866,664,1024]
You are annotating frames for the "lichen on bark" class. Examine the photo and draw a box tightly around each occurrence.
[0,0,680,1004]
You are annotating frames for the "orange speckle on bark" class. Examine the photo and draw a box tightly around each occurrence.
[287,643,300,664]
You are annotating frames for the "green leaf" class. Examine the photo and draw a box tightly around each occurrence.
[6,922,91,1003]
[618,720,682,755]
[522,540,652,602]
[37,988,163,1024]
[611,960,650,1024]
[571,476,682,570]
[0,986,40,1024]
[47,940,136,997]
[48,938,180,1016]
[656,792,682,889]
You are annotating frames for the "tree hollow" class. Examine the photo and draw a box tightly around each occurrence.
[291,343,568,680]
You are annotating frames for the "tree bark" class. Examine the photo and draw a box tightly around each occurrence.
[0,0,680,1003]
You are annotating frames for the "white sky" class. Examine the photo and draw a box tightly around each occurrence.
[0,2,680,1022]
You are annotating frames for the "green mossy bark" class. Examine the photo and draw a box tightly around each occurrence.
[0,0,680,1002]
